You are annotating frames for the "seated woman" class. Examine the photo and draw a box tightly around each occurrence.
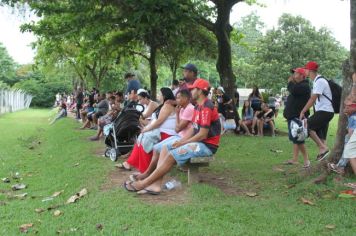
[137,90,159,126]
[256,102,275,137]
[117,88,177,173]
[239,100,254,135]
[50,100,67,125]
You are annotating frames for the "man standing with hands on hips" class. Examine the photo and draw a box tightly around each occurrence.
[300,61,334,161]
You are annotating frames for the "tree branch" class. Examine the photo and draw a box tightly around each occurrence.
[128,49,150,61]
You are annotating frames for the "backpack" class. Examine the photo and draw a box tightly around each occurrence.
[290,118,309,142]
[315,76,342,113]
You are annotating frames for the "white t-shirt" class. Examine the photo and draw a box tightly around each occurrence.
[312,75,334,112]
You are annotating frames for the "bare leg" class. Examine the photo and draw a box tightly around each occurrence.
[349,158,356,174]
[132,146,176,192]
[239,120,251,135]
[268,121,275,136]
[136,149,164,180]
[309,130,328,154]
[292,144,299,162]
[251,116,258,134]
[298,144,309,164]
[257,119,263,136]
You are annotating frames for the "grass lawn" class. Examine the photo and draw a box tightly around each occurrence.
[0,109,355,235]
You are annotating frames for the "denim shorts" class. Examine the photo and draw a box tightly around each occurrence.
[167,142,213,166]
[153,135,180,153]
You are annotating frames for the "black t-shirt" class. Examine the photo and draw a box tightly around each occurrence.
[257,109,275,119]
[76,92,84,105]
[217,94,231,114]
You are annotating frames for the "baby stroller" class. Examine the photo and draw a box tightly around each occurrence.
[104,102,144,161]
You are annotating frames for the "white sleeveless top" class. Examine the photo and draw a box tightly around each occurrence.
[151,112,177,136]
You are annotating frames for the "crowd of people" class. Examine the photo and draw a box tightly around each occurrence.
[51,61,356,195]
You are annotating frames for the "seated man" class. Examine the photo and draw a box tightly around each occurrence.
[124,78,221,194]
[83,93,109,129]
[256,102,275,137]
[130,89,195,181]
[89,95,120,141]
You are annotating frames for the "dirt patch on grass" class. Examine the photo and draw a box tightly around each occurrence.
[197,170,244,196]
[101,168,190,205]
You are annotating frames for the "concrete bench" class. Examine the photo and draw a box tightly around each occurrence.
[185,156,214,185]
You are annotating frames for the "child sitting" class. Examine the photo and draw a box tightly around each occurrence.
[254,102,275,137]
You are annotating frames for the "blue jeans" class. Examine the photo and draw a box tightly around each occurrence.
[167,142,213,166]
[337,135,351,167]
[153,135,180,153]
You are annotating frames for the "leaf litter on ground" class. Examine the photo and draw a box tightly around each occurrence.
[300,197,314,205]
[66,188,88,204]
[19,223,33,233]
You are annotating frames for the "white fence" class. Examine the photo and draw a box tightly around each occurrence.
[0,89,32,114]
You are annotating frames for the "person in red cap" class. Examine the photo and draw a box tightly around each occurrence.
[123,78,221,194]
[283,68,311,167]
[300,61,334,161]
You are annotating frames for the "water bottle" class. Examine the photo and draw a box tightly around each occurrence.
[164,179,181,190]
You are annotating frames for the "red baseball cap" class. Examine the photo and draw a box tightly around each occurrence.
[291,67,306,77]
[188,78,210,91]
[304,61,319,71]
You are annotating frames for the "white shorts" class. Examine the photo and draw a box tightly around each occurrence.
[344,131,356,159]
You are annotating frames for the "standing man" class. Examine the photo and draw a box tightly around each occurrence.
[300,61,334,161]
[284,68,311,167]
[75,87,84,120]
[178,63,198,92]
[125,72,141,102]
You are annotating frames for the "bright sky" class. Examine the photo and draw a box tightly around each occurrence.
[0,0,351,65]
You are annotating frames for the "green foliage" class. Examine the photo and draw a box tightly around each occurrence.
[251,14,348,92]
[13,71,71,107]
[0,42,18,86]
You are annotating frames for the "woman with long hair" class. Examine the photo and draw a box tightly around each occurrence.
[248,85,263,112]
[137,90,159,126]
[117,87,177,173]
[239,100,254,136]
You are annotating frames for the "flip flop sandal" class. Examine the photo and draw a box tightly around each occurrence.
[129,174,138,182]
[316,150,330,161]
[115,163,132,171]
[303,161,311,168]
[137,189,160,195]
[344,183,356,189]
[123,181,138,192]
[284,160,297,165]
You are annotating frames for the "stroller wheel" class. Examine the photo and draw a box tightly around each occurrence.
[108,148,119,162]
[104,148,111,158]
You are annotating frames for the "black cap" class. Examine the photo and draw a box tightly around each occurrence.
[124,72,135,79]
[181,63,198,73]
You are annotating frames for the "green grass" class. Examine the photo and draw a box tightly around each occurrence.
[0,109,355,235]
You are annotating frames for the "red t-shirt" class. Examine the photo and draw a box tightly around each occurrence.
[192,98,221,153]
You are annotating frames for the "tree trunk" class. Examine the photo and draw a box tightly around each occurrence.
[330,60,352,162]
[214,2,236,99]
[329,0,356,165]
[149,45,158,100]
[351,0,356,73]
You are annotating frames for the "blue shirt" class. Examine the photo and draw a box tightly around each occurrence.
[348,113,356,130]
[126,79,141,95]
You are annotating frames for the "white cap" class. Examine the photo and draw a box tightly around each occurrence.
[137,89,147,95]
[217,86,225,93]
